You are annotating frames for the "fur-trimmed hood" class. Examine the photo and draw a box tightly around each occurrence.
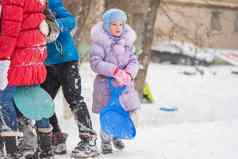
[90,22,136,47]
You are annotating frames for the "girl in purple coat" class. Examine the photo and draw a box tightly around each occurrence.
[90,8,140,154]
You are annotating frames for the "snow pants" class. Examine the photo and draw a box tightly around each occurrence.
[41,61,96,138]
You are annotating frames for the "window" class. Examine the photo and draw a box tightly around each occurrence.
[210,11,222,31]
[234,13,238,32]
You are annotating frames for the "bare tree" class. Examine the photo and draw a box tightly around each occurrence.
[63,0,104,61]
[105,0,160,98]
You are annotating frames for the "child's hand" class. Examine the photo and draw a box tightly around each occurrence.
[113,67,132,86]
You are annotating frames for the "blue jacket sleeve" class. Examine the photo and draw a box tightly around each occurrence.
[49,0,76,32]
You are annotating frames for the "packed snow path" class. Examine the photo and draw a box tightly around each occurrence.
[54,63,238,159]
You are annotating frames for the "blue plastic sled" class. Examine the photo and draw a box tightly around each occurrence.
[100,78,136,139]
[160,106,178,112]
[13,86,55,120]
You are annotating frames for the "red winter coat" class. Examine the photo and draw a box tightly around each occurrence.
[0,0,47,86]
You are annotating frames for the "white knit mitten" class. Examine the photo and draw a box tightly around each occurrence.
[0,60,10,90]
[39,20,50,36]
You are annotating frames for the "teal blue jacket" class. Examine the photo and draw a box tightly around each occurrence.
[46,0,79,65]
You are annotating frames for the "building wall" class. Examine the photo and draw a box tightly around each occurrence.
[154,1,238,49]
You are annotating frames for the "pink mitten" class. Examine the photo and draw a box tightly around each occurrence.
[113,67,131,86]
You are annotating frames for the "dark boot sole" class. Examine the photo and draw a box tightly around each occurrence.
[102,150,113,155]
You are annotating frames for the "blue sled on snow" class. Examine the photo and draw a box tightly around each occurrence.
[159,106,178,112]
[13,86,55,120]
[100,78,136,140]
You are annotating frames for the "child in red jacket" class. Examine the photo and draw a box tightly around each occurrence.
[0,0,54,158]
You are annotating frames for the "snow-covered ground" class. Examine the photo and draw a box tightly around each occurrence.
[54,63,238,159]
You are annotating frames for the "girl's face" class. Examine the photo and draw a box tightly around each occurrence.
[110,21,124,37]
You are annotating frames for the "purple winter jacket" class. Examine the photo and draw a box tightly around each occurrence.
[90,22,141,114]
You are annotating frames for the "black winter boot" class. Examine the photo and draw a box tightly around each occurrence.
[71,138,99,158]
[112,138,125,150]
[4,136,24,159]
[101,141,113,154]
[18,117,37,159]
[18,136,37,159]
[100,131,113,154]
[36,130,54,159]
[71,110,99,158]
[52,132,68,155]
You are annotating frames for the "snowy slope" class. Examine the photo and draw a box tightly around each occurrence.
[54,63,238,159]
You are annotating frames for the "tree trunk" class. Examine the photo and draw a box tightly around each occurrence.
[135,0,160,98]
[63,0,104,61]
[105,0,160,98]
